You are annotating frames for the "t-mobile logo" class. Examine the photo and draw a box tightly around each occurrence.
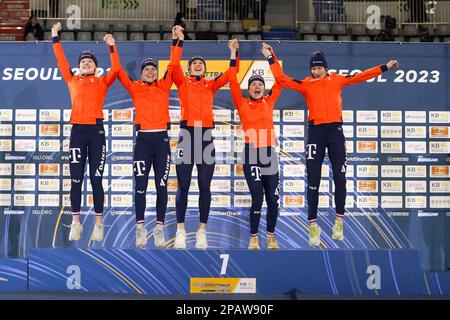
[306,144,317,160]
[251,166,262,181]
[69,148,82,164]
[134,161,146,176]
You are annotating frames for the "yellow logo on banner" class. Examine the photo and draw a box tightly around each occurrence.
[190,278,256,294]
[158,60,282,90]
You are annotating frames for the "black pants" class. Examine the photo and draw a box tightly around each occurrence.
[306,122,347,222]
[69,124,106,214]
[243,144,280,235]
[133,131,171,224]
[175,126,215,224]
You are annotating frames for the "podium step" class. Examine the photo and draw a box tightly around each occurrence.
[26,248,437,296]
[0,259,27,292]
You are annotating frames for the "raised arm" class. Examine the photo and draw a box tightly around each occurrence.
[160,26,184,90]
[268,80,282,103]
[228,40,243,109]
[102,34,120,87]
[211,39,240,92]
[262,43,307,94]
[51,22,72,83]
[117,65,134,94]
[340,60,399,87]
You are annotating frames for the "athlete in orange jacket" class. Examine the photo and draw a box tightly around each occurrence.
[116,26,184,248]
[171,40,237,249]
[52,22,119,243]
[263,42,399,247]
[228,40,282,250]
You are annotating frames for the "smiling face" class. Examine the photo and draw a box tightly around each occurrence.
[311,66,327,79]
[141,65,158,83]
[79,58,96,75]
[249,80,265,100]
[189,59,206,77]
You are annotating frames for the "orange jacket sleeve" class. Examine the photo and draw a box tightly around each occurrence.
[52,36,73,83]
[229,59,242,109]
[340,65,387,87]
[211,52,240,92]
[268,53,307,94]
[160,39,183,90]
[117,67,135,93]
[268,80,282,104]
[172,59,186,89]
[103,43,120,87]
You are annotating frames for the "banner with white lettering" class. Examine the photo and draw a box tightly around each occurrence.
[0,41,448,270]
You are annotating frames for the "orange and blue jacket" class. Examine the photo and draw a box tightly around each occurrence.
[52,36,119,125]
[229,60,282,148]
[117,39,183,130]
[173,53,237,128]
[268,53,388,125]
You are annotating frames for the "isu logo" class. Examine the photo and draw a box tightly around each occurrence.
[358,181,377,192]
[431,166,449,177]
[430,126,448,137]
[284,196,304,206]
[40,124,59,136]
[113,110,132,121]
[39,164,59,175]
[358,141,377,152]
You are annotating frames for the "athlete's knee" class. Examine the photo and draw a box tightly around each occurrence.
[333,172,346,187]
[250,195,264,211]
[71,177,82,187]
[155,185,168,196]
[178,180,190,193]
[199,186,211,197]
[89,177,103,190]
[266,196,279,211]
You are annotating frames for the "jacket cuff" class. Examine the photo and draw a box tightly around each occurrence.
[268,56,275,65]
[230,59,237,67]
[177,39,184,47]
[52,36,60,43]
[381,64,388,72]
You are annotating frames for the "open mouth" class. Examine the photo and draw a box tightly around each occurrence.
[254,90,261,95]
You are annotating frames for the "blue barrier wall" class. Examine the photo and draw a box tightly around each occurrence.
[0,41,448,270]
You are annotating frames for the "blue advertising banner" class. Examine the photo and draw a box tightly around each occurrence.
[28,248,428,296]
[0,41,449,271]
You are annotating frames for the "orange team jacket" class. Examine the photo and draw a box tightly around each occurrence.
[268,53,388,125]
[229,61,282,148]
[172,54,239,128]
[52,36,119,125]
[117,39,183,130]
